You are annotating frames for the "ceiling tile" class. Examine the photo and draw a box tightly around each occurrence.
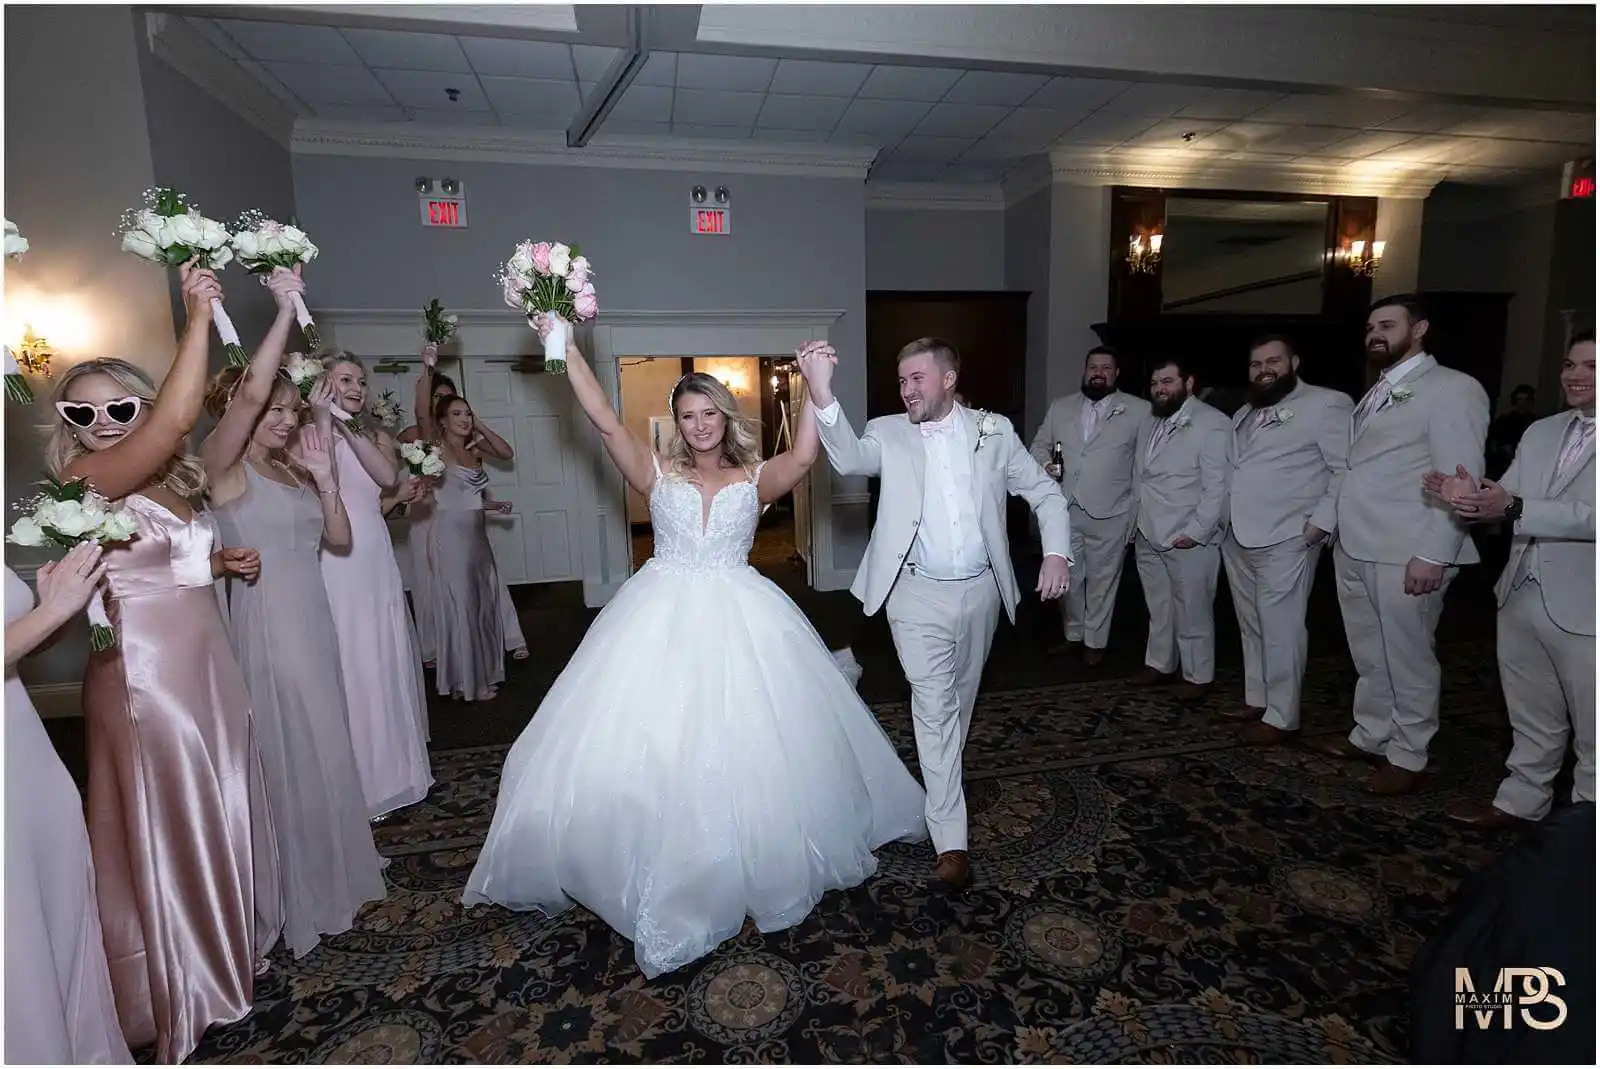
[1249,93,1408,128]
[962,135,1047,160]
[1444,109,1593,142]
[478,76,580,117]
[608,83,673,123]
[674,53,777,92]
[857,65,964,102]
[755,94,850,131]
[597,120,673,138]
[237,58,306,108]
[1361,134,1460,163]
[1025,76,1129,113]
[835,98,934,136]
[459,36,574,79]
[1318,130,1418,158]
[310,104,408,122]
[673,88,764,127]
[827,129,888,147]
[188,18,247,60]
[341,28,472,72]
[498,113,570,131]
[1175,88,1286,121]
[870,158,949,182]
[989,106,1079,143]
[1059,111,1159,144]
[768,59,873,98]
[262,62,393,106]
[942,160,1014,182]
[671,123,754,140]
[634,52,677,88]
[1447,138,1577,168]
[891,135,978,162]
[213,19,362,64]
[754,128,834,143]
[571,44,621,83]
[1117,118,1226,147]
[373,69,490,111]
[1374,104,1492,135]
[1098,82,1199,117]
[943,70,1050,106]
[913,103,1011,138]
[405,107,501,126]
[1227,122,1352,154]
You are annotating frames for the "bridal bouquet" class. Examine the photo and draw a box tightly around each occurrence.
[8,478,139,650]
[4,219,32,404]
[231,211,322,346]
[283,352,326,400]
[369,389,403,429]
[118,187,248,366]
[399,440,446,479]
[423,298,458,346]
[497,240,596,374]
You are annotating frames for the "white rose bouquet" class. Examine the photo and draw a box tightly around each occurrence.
[399,440,446,479]
[4,218,29,258]
[497,240,597,375]
[7,478,139,650]
[423,298,458,346]
[283,352,326,400]
[369,390,403,429]
[4,219,33,404]
[118,187,247,365]
[231,211,322,346]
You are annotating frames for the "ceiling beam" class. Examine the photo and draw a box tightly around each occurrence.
[567,6,648,148]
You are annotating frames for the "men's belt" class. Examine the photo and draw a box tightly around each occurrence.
[904,561,991,582]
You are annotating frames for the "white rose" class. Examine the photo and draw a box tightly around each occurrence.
[205,245,233,269]
[98,511,138,542]
[122,228,161,260]
[167,212,203,248]
[299,240,319,263]
[281,225,308,245]
[444,313,458,325]
[46,500,96,538]
[420,454,445,477]
[4,219,29,258]
[548,243,571,277]
[197,217,230,250]
[6,516,46,547]
[262,231,293,257]
[508,247,535,277]
[400,443,423,464]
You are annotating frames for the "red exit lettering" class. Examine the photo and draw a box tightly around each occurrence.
[1572,176,1595,199]
[430,200,457,225]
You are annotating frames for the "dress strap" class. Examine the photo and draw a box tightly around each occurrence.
[650,452,664,483]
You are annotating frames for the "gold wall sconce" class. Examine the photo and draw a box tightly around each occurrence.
[1127,232,1163,274]
[1335,239,1385,276]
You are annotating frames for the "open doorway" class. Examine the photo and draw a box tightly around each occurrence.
[617,354,808,582]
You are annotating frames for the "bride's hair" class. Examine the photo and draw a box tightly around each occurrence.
[665,372,761,479]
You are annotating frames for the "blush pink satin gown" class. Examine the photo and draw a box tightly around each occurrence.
[4,567,131,1064]
[81,495,282,1065]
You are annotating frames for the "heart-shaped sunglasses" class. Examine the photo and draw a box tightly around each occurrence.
[55,396,145,428]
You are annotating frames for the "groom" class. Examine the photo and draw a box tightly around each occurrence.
[798,337,1071,891]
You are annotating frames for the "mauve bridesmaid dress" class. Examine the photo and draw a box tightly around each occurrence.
[424,464,507,700]
[4,566,131,1064]
[80,495,282,1065]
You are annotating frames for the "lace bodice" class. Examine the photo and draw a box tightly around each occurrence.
[646,460,764,573]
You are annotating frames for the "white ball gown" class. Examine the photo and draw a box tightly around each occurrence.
[462,459,927,978]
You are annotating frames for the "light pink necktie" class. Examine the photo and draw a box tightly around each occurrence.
[1083,402,1100,442]
[1147,420,1174,461]
[1353,380,1389,430]
[1556,419,1594,480]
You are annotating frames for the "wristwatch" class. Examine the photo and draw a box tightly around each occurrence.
[1504,495,1524,524]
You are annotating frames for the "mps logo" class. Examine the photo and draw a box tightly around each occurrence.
[1454,967,1568,1031]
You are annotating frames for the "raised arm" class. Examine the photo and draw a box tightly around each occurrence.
[796,341,884,476]
[62,265,220,499]
[535,314,656,496]
[308,376,401,488]
[467,420,514,461]
[294,425,351,549]
[757,390,818,504]
[200,267,303,478]
[414,344,443,441]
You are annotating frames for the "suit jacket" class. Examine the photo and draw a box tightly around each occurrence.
[1335,354,1489,566]
[1226,382,1354,548]
[1134,396,1232,548]
[1028,390,1151,518]
[1495,410,1595,636]
[816,403,1071,623]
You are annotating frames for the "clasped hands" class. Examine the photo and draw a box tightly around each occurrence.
[1421,465,1510,523]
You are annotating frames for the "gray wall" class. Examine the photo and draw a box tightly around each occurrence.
[1004,188,1052,434]
[865,208,1005,291]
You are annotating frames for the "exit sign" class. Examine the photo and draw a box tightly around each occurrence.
[691,205,730,235]
[1562,158,1594,199]
[421,195,467,227]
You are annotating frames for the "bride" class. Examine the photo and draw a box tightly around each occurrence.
[462,318,927,978]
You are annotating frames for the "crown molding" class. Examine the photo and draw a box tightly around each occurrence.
[1046,147,1443,199]
[144,13,297,149]
[865,182,1006,212]
[292,120,880,179]
[1001,156,1055,206]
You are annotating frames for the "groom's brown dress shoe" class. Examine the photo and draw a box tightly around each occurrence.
[929,851,971,893]
[1305,734,1384,763]
[1445,802,1533,830]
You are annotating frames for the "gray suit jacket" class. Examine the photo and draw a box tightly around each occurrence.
[1335,355,1489,566]
[816,403,1071,623]
[1134,396,1232,548]
[1226,382,1354,548]
[1028,390,1151,518]
[1496,410,1595,636]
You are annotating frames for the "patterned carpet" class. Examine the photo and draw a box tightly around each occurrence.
[181,638,1524,1065]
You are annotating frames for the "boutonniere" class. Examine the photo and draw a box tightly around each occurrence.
[1108,403,1126,419]
[1172,413,1192,430]
[1388,386,1414,406]
[1273,407,1295,425]
[973,410,999,452]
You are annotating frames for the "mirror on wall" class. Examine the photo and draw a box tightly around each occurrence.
[1159,198,1329,315]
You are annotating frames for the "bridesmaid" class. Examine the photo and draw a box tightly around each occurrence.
[5,542,131,1064]
[426,393,518,701]
[203,269,387,959]
[43,266,280,1064]
[309,356,434,818]
[398,349,454,668]
[407,350,529,664]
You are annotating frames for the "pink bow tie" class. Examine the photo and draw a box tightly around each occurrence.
[920,419,954,438]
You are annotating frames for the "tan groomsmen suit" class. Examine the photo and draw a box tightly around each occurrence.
[1134,396,1232,685]
[1489,409,1595,819]
[815,401,1071,854]
[1029,390,1150,650]
[1223,383,1353,730]
[1333,352,1490,771]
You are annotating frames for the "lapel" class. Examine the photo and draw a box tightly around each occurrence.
[1148,398,1191,466]
[1236,383,1302,460]
[1546,410,1594,498]
[1352,354,1436,444]
[957,405,990,517]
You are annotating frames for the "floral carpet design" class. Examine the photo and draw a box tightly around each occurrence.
[178,640,1518,1064]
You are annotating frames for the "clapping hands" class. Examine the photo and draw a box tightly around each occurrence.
[1422,464,1508,522]
[35,542,107,626]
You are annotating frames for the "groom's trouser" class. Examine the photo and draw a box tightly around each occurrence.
[886,567,1002,855]
[1061,503,1135,649]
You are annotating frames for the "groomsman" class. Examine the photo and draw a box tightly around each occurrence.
[1427,328,1594,827]
[1029,345,1150,664]
[1133,357,1231,695]
[1221,336,1353,744]
[1315,295,1490,794]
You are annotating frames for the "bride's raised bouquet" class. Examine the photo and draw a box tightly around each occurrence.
[231,211,322,347]
[7,478,139,650]
[369,389,403,429]
[497,240,596,375]
[399,440,446,479]
[118,187,248,366]
[423,298,458,347]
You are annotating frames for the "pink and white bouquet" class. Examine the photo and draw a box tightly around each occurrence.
[4,219,32,405]
[369,390,403,429]
[497,240,596,375]
[118,187,247,366]
[8,477,138,650]
[231,211,321,346]
[283,352,326,400]
[399,440,446,479]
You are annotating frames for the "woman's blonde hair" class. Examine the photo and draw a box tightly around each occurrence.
[665,372,761,479]
[317,348,362,374]
[203,364,300,422]
[45,358,208,499]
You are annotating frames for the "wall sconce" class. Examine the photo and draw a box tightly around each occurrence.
[1127,232,1163,274]
[415,176,433,194]
[12,325,53,379]
[441,178,461,195]
[1337,239,1385,276]
[692,185,708,203]
[715,185,730,204]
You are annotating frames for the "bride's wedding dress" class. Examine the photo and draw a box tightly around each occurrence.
[462,458,926,978]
